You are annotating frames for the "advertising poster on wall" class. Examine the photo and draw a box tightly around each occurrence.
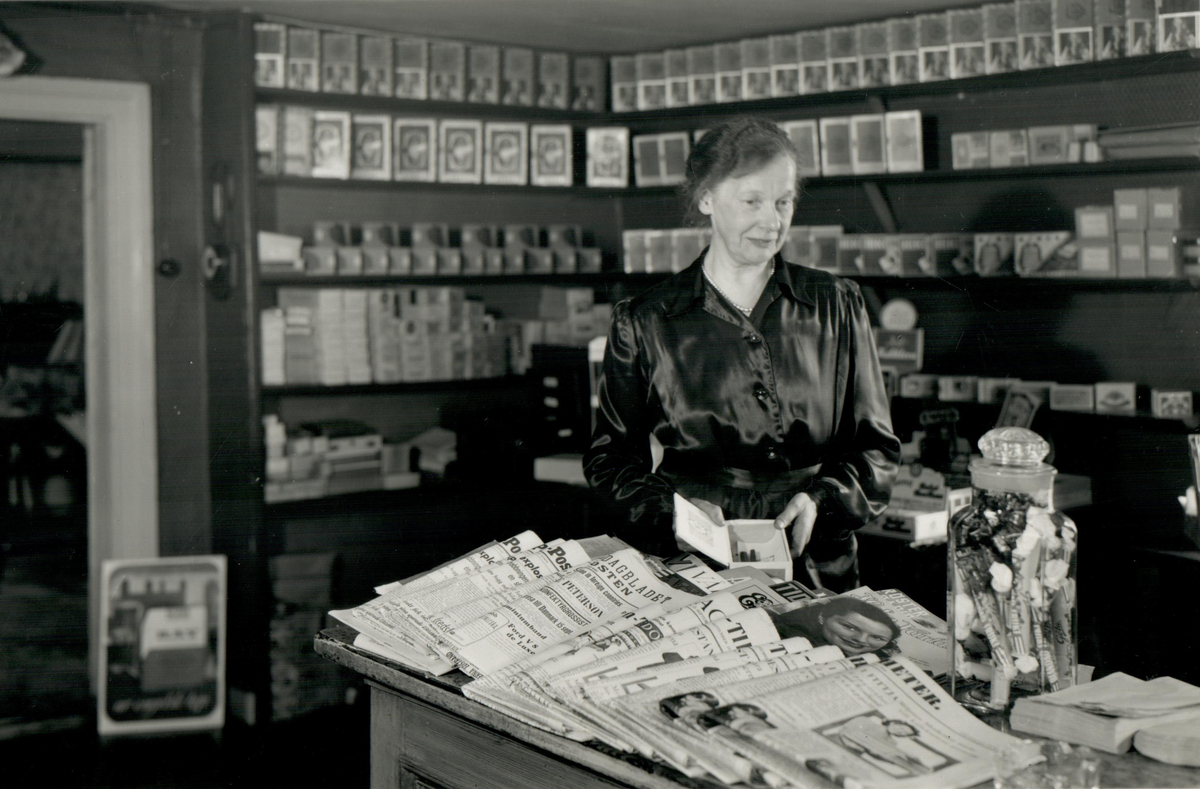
[98,556,226,735]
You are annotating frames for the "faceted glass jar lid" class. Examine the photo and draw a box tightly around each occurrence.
[978,426,1050,467]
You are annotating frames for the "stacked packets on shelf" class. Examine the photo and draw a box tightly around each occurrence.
[253,22,605,111]
[610,1,1187,111]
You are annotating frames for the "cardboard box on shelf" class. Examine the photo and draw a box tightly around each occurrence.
[1115,230,1147,277]
[1147,187,1183,230]
[1145,229,1180,278]
[1075,205,1115,239]
[1151,389,1194,419]
[989,129,1030,167]
[1050,383,1096,411]
[939,376,979,402]
[1095,381,1137,414]
[899,373,939,399]
[861,465,972,544]
[1014,230,1074,276]
[1077,239,1117,277]
[975,233,1016,276]
[952,132,991,169]
[1114,188,1149,230]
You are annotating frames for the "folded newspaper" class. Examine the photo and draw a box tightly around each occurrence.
[330,530,1034,788]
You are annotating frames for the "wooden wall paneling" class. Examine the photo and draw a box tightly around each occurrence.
[201,11,272,716]
[140,18,213,557]
[0,7,214,557]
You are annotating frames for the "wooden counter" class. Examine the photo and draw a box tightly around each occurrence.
[315,627,1200,789]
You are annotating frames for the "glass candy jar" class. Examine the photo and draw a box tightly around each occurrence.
[948,427,1078,712]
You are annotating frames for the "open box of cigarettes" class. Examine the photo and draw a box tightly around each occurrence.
[673,494,792,581]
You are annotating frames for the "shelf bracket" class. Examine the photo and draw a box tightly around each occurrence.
[862,181,897,233]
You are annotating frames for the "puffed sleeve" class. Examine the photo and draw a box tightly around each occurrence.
[806,283,901,544]
[583,299,678,555]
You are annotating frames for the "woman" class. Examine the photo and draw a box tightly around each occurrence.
[770,596,901,657]
[584,116,900,591]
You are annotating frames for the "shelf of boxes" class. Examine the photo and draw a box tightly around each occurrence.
[610,48,1200,119]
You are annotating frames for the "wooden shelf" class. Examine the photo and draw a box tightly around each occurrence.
[258,174,632,196]
[259,271,634,287]
[813,157,1200,186]
[891,396,1198,431]
[261,375,527,398]
[255,87,606,122]
[261,155,1198,197]
[855,274,1200,292]
[612,50,1200,122]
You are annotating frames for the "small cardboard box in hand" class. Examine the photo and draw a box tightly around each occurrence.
[673,493,792,581]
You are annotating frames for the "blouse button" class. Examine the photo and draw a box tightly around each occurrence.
[766,447,779,460]
[745,333,761,344]
[753,383,769,401]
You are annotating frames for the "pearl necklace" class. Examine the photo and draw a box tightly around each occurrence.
[702,261,774,317]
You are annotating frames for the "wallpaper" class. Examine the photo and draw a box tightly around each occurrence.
[0,161,83,303]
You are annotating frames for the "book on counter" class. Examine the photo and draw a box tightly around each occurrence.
[1135,716,1200,767]
[1010,672,1200,754]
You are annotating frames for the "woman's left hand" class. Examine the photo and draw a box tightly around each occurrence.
[774,492,817,558]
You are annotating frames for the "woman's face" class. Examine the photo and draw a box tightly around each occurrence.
[700,153,796,268]
[820,611,894,655]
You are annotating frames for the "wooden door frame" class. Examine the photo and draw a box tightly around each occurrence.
[0,76,158,684]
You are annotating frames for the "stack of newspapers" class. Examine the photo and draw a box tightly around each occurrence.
[331,531,1036,789]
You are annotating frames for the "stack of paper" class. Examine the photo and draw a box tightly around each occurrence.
[1012,672,1200,754]
[1134,716,1200,767]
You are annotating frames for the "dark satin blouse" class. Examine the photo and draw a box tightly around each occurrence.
[584,253,901,559]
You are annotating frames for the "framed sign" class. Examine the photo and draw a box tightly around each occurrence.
[393,118,437,182]
[586,126,629,188]
[438,119,483,184]
[99,555,226,735]
[484,122,528,186]
[350,114,391,180]
[530,124,572,187]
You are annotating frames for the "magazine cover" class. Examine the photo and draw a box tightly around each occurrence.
[765,586,951,677]
[99,556,226,735]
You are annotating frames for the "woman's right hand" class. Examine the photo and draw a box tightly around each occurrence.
[774,492,818,558]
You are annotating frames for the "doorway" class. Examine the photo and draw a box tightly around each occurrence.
[0,118,89,734]
[0,76,159,726]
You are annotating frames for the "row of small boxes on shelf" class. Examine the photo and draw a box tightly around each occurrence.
[262,416,421,504]
[892,374,1195,418]
[1068,187,1192,278]
[260,222,604,277]
[261,286,506,386]
[261,285,607,385]
[623,220,1195,279]
[253,23,605,111]
[951,123,1102,168]
[611,1,1184,113]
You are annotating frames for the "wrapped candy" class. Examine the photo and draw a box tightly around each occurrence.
[948,427,1078,712]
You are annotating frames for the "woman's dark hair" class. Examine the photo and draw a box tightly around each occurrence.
[772,597,902,646]
[682,116,801,225]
